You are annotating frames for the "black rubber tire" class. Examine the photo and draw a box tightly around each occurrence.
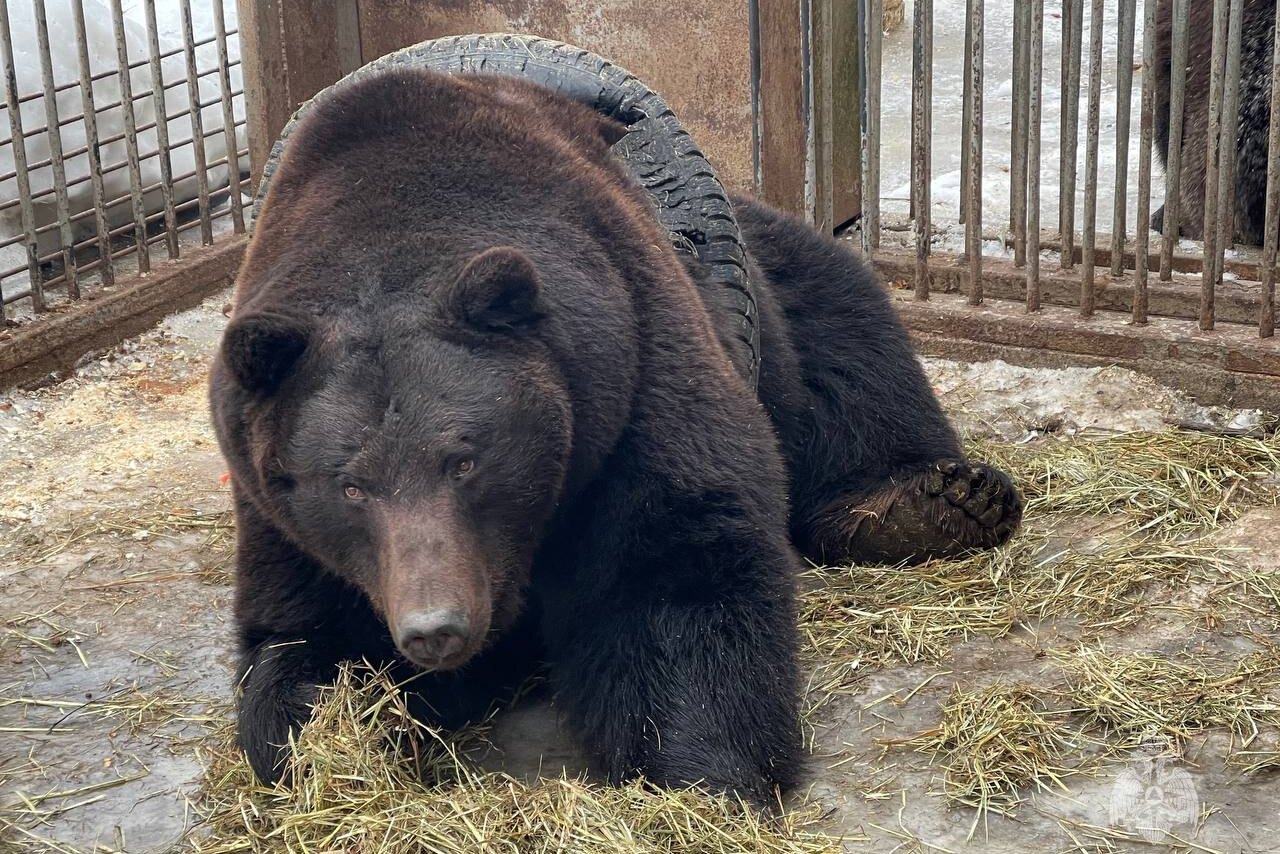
[251,33,760,387]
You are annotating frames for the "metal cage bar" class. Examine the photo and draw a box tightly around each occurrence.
[1080,0,1103,317]
[964,0,984,305]
[33,0,79,292]
[911,0,932,300]
[1159,0,1190,281]
[1026,0,1044,312]
[1110,0,1137,278]
[144,0,181,259]
[109,0,152,275]
[0,0,44,311]
[71,0,116,287]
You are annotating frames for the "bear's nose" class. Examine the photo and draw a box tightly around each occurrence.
[396,609,470,668]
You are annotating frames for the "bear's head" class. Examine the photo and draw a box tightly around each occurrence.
[220,245,573,672]
[214,67,668,672]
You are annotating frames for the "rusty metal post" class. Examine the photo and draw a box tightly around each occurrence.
[1011,0,1030,263]
[1200,0,1230,330]
[0,0,43,311]
[71,0,114,287]
[143,0,180,259]
[33,0,78,288]
[960,1,973,226]
[109,0,151,275]
[179,0,213,245]
[1111,0,1137,277]
[912,0,932,299]
[1133,0,1157,323]
[1261,1,1280,338]
[1080,0,1103,316]
[1215,0,1245,272]
[863,0,881,252]
[1059,0,1083,270]
[1159,0,1190,281]
[965,0,984,305]
[214,0,246,234]
[1026,0,1044,311]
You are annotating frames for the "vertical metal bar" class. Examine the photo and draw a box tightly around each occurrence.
[109,0,151,273]
[1060,0,1084,270]
[213,0,245,233]
[1027,0,1044,311]
[863,0,882,252]
[1200,0,1230,330]
[0,0,45,311]
[1011,0,1029,250]
[33,0,78,291]
[1260,3,1280,338]
[966,0,984,305]
[908,1,918,226]
[71,0,114,288]
[1160,0,1190,281]
[180,0,213,244]
[1134,0,1158,324]
[1111,0,1138,277]
[144,0,179,258]
[1080,0,1103,316]
[1216,0,1245,266]
[912,0,933,299]
[960,4,973,226]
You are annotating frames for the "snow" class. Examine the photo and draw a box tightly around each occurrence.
[0,0,247,274]
[879,0,1161,256]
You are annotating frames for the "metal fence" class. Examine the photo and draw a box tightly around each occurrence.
[851,0,1280,340]
[0,0,247,319]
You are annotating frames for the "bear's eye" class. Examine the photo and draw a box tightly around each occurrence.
[452,458,475,479]
[342,484,366,500]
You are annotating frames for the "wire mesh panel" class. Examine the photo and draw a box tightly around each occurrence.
[857,0,1280,341]
[0,0,248,320]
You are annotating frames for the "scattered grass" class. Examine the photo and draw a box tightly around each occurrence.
[0,688,223,736]
[891,682,1074,823]
[1056,645,1280,749]
[799,530,1228,713]
[186,664,843,854]
[973,431,1280,537]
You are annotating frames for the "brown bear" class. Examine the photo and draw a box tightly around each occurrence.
[1151,0,1277,244]
[209,67,1022,809]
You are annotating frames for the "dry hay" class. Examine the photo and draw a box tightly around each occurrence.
[800,429,1279,711]
[891,682,1074,820]
[186,665,843,854]
[799,535,1229,712]
[1056,645,1280,749]
[974,430,1280,537]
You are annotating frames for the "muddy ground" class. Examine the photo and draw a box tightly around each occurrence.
[1,292,1278,853]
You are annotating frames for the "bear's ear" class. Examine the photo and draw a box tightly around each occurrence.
[591,114,629,148]
[439,246,545,335]
[221,311,311,394]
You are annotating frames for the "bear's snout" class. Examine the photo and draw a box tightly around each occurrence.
[396,608,471,669]
[377,503,492,672]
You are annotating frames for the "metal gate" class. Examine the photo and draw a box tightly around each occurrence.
[0,0,247,325]
[786,0,1280,407]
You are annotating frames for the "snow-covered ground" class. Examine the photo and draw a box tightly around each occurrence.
[880,0,1167,256]
[0,0,247,291]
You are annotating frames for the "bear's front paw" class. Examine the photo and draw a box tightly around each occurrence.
[237,675,318,786]
[923,460,1023,546]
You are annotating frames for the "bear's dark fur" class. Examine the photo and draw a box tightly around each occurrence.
[1152,0,1277,244]
[210,69,1022,808]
